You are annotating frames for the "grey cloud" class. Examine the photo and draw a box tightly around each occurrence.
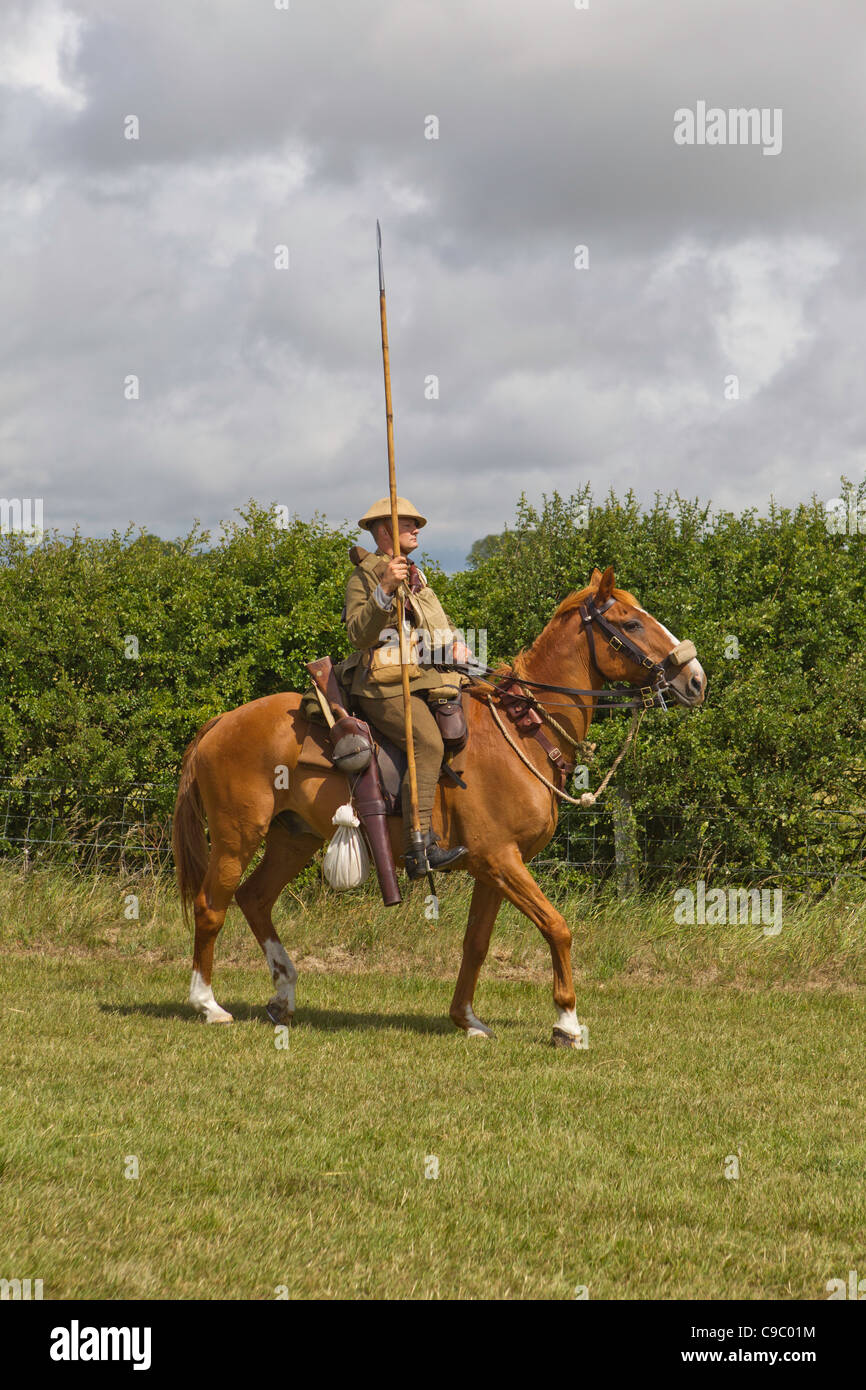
[1,0,863,568]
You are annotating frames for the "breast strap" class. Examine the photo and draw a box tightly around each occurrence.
[496,679,576,789]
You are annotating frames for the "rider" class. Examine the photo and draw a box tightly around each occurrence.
[343,496,471,880]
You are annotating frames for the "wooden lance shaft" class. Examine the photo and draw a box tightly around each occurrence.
[377,222,422,839]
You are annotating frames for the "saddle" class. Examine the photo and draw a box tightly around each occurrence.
[297,702,469,814]
[290,656,469,908]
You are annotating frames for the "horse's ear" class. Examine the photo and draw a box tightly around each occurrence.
[588,567,603,586]
[596,566,616,603]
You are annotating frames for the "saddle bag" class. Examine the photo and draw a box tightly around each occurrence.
[430,696,468,753]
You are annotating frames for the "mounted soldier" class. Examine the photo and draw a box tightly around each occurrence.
[342,495,472,879]
[171,224,706,1040]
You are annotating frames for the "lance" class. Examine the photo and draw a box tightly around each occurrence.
[377,221,425,864]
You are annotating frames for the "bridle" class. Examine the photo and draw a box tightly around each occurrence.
[456,593,697,713]
[575,594,697,711]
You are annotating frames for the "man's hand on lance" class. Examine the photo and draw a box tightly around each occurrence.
[381,556,409,595]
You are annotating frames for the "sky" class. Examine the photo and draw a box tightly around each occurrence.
[1,0,864,572]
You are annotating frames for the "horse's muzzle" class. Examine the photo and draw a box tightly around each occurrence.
[669,661,707,708]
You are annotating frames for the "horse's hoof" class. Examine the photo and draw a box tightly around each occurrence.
[266,1001,294,1026]
[452,1004,494,1039]
[552,1026,580,1048]
[203,1007,233,1024]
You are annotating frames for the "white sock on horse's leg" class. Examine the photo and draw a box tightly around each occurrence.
[555,1006,581,1037]
[189,969,233,1023]
[454,1002,494,1038]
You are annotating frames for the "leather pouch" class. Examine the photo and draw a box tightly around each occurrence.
[430,696,468,752]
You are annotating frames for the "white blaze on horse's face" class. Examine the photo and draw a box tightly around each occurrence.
[636,609,707,708]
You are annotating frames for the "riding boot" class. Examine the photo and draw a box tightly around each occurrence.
[425,829,468,872]
[404,827,468,880]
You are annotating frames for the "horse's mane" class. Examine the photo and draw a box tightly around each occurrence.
[503,581,640,679]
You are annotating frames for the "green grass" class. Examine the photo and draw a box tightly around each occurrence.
[1,863,865,1299]
[3,859,866,988]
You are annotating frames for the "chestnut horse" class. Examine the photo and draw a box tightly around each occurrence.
[172,566,705,1045]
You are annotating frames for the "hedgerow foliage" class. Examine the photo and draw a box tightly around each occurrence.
[0,504,354,816]
[2,485,865,878]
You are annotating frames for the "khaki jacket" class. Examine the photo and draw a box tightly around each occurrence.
[341,546,465,702]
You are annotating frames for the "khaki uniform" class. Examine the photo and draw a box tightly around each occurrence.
[341,546,464,833]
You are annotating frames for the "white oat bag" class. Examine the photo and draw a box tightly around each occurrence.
[322,803,370,891]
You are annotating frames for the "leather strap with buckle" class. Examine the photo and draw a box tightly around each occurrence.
[497,679,575,790]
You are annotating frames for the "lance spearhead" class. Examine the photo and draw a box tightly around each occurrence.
[377,219,385,297]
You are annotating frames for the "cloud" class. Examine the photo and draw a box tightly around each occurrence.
[0,1,87,112]
[0,0,863,568]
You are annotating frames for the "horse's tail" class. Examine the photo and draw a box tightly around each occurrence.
[172,715,223,926]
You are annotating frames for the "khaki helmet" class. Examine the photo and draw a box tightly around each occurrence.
[357,496,427,531]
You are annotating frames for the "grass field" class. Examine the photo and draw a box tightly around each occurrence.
[1,863,865,1300]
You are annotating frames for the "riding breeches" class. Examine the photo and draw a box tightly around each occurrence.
[355,694,444,834]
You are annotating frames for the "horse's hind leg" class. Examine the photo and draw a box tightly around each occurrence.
[235,819,323,1025]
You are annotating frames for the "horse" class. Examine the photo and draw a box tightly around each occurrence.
[172,565,706,1045]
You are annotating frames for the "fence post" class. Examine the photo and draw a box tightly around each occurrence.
[610,773,639,899]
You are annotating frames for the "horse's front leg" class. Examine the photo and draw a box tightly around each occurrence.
[449,878,503,1038]
[489,846,583,1048]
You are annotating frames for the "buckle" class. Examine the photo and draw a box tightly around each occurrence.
[640,686,655,708]
[547,746,562,763]
[608,635,623,651]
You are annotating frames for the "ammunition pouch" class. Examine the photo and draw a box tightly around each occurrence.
[429,695,468,753]
[367,641,421,685]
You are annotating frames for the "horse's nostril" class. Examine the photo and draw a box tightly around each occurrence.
[690,674,703,693]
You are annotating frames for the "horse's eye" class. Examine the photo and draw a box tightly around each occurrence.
[622,621,641,632]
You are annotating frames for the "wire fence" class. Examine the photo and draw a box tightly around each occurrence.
[0,776,174,874]
[1,774,865,892]
[536,799,866,892]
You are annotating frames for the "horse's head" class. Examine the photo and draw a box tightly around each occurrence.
[579,566,706,708]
